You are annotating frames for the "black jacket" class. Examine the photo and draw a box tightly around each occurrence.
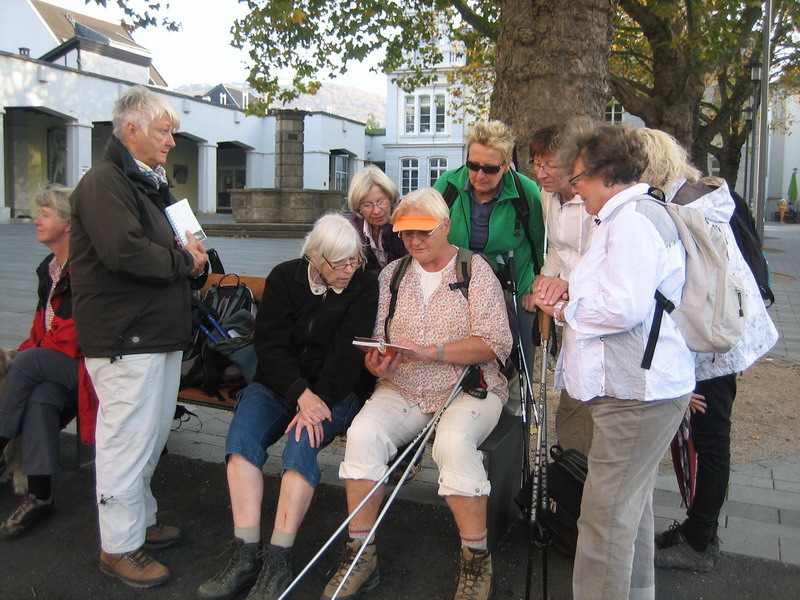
[70,137,205,358]
[254,258,379,409]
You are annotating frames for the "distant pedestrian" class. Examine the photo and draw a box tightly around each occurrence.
[70,86,208,588]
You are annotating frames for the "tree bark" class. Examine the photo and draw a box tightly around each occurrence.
[490,0,615,178]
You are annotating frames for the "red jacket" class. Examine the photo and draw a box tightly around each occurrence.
[18,255,99,444]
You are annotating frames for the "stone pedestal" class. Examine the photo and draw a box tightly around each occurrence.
[230,188,346,223]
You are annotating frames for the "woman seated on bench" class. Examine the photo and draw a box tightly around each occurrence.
[198,213,379,600]
[321,188,512,600]
[0,185,98,540]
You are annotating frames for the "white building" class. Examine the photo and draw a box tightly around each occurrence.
[1,0,370,218]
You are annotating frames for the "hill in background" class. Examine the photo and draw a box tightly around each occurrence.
[174,82,387,126]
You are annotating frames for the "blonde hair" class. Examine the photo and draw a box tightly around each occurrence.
[347,165,399,212]
[112,86,180,139]
[466,120,515,165]
[301,213,365,270]
[392,188,450,223]
[35,184,73,221]
[638,128,701,189]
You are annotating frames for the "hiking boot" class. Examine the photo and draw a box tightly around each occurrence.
[654,520,684,549]
[246,544,292,600]
[144,522,182,548]
[655,540,714,572]
[454,547,493,600]
[321,538,379,600]
[198,538,263,600]
[100,547,170,588]
[710,533,722,558]
[0,494,54,540]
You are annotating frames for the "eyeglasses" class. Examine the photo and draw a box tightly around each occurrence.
[568,170,587,187]
[323,256,363,271]
[466,159,504,175]
[397,220,443,241]
[360,198,391,212]
[532,161,559,173]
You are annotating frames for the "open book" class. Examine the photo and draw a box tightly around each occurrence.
[352,337,421,359]
[165,198,207,246]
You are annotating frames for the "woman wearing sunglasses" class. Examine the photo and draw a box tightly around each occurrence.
[433,120,544,371]
[346,165,407,277]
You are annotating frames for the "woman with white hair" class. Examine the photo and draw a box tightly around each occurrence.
[346,165,407,276]
[0,185,98,540]
[323,188,512,600]
[198,213,378,600]
[70,85,208,587]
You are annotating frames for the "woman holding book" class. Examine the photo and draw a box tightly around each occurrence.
[346,165,407,277]
[322,188,512,600]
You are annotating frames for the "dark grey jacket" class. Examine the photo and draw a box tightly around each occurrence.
[70,137,203,358]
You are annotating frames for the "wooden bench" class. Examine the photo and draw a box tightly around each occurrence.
[176,272,523,550]
[177,273,266,411]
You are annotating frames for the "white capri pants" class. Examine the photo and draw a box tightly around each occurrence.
[339,385,503,496]
[87,351,181,554]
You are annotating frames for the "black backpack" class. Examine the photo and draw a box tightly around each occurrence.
[728,189,774,306]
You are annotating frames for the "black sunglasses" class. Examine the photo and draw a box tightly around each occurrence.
[466,160,504,175]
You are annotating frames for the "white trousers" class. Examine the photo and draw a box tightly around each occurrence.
[86,351,181,554]
[339,386,502,496]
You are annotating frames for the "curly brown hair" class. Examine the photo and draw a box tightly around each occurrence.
[556,120,647,184]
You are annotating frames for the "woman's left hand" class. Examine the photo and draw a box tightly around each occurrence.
[286,388,331,447]
[364,348,404,378]
[521,293,538,313]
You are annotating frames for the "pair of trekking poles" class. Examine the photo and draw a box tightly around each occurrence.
[277,252,553,600]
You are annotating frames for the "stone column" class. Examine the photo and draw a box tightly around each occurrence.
[197,142,218,214]
[65,121,93,187]
[0,109,7,220]
[7,110,28,217]
[274,110,308,189]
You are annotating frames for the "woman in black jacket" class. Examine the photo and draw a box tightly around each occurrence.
[198,213,379,600]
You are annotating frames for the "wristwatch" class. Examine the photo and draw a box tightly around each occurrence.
[553,300,568,325]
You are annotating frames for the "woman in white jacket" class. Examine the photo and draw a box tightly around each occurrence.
[529,124,596,454]
[639,128,778,572]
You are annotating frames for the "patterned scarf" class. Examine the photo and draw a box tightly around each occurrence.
[134,158,169,189]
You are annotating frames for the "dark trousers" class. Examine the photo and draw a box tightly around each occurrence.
[684,373,737,549]
[0,348,77,475]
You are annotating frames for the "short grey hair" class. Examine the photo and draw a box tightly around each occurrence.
[112,86,180,139]
[347,165,399,212]
[35,184,73,221]
[301,213,365,270]
[392,188,450,223]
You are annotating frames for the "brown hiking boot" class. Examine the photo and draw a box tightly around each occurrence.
[144,522,182,548]
[100,548,170,588]
[0,494,54,540]
[320,538,379,600]
[453,547,493,600]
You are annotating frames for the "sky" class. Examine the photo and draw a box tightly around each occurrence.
[51,0,387,95]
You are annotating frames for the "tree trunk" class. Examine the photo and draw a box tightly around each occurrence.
[491,0,614,178]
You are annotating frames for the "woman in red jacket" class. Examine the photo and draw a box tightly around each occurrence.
[0,185,97,540]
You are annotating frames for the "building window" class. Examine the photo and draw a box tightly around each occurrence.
[429,157,448,186]
[405,95,415,134]
[331,153,350,192]
[604,101,623,124]
[435,94,446,132]
[219,93,227,106]
[401,158,419,195]
[419,94,431,133]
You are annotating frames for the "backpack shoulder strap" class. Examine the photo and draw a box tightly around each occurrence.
[509,170,540,274]
[448,247,473,298]
[385,255,413,341]
[443,182,460,208]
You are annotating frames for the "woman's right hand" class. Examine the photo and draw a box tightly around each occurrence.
[364,348,403,378]
[531,275,569,306]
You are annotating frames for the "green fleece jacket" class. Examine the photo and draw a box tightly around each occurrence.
[434,166,545,298]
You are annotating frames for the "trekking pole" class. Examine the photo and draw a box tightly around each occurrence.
[192,295,231,340]
[502,250,538,519]
[327,364,478,600]
[277,365,476,600]
[525,311,551,600]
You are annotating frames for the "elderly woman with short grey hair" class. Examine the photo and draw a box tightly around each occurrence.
[70,85,208,588]
[198,213,379,600]
[346,165,407,276]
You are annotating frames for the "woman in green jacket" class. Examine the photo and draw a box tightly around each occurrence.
[433,120,545,372]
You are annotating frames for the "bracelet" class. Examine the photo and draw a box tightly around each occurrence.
[437,344,445,362]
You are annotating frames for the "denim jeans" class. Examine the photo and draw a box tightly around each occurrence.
[226,382,359,488]
[684,373,737,549]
